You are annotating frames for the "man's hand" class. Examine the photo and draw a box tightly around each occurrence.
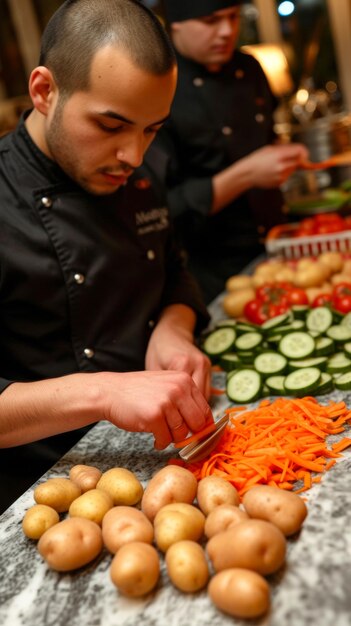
[243,143,309,188]
[145,304,212,400]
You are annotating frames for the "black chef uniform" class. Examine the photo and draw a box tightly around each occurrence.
[150,49,286,303]
[0,113,209,511]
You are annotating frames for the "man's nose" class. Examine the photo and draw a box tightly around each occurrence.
[218,18,235,37]
[116,137,144,169]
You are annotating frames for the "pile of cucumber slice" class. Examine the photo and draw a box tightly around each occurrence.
[202,306,351,403]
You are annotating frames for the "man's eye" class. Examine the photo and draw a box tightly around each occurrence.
[99,123,123,133]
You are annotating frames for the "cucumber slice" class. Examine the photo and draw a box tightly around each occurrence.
[203,327,236,357]
[216,319,237,328]
[344,342,351,358]
[308,330,321,338]
[254,352,287,377]
[279,332,315,360]
[266,334,283,345]
[326,325,351,344]
[326,352,351,374]
[312,372,334,395]
[261,312,292,332]
[284,367,321,396]
[265,375,286,394]
[219,353,241,372]
[306,307,333,334]
[236,322,260,335]
[236,351,255,364]
[341,312,351,331]
[268,320,305,336]
[219,352,240,372]
[226,369,262,403]
[291,305,309,319]
[314,336,335,357]
[235,332,263,352]
[288,356,327,372]
[334,371,351,391]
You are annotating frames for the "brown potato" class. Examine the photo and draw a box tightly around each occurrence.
[165,540,209,592]
[208,568,270,618]
[242,485,308,536]
[69,464,102,492]
[102,506,154,553]
[207,519,286,575]
[225,275,253,292]
[141,465,197,522]
[38,517,103,571]
[197,476,240,515]
[22,504,59,540]
[318,251,343,274]
[154,502,205,552]
[222,288,256,318]
[204,504,249,539]
[110,542,160,597]
[68,488,113,525]
[34,478,81,512]
[97,467,143,506]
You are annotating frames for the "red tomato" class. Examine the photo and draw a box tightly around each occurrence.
[312,293,333,307]
[244,299,262,323]
[333,282,351,297]
[333,294,351,313]
[286,288,309,306]
[244,300,278,325]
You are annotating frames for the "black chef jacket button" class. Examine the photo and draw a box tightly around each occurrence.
[148,319,155,329]
[147,249,156,260]
[84,348,95,359]
[235,69,244,79]
[222,126,233,136]
[255,113,265,123]
[193,77,204,87]
[74,273,85,285]
[41,196,53,208]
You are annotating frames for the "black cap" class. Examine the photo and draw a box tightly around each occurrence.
[163,0,242,23]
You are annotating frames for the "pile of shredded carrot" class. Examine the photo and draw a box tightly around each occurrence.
[182,397,351,496]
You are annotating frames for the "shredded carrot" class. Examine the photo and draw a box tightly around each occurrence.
[185,397,351,496]
[210,387,226,396]
[173,420,218,449]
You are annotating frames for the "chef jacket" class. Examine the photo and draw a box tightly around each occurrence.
[149,50,287,301]
[0,113,209,505]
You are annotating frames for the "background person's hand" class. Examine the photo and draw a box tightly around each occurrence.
[244,143,309,188]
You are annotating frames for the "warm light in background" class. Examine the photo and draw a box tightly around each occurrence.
[241,43,294,97]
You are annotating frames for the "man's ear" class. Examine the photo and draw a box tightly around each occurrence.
[28,66,58,116]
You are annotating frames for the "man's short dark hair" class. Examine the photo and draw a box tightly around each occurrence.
[39,0,176,96]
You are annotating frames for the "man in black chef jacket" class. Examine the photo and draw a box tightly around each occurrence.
[0,0,213,511]
[149,0,308,303]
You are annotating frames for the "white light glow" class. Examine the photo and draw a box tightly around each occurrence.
[278,1,295,17]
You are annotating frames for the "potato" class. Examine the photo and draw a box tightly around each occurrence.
[96,467,143,506]
[204,504,249,539]
[165,540,209,592]
[254,260,284,279]
[330,272,351,285]
[34,478,81,512]
[102,506,154,553]
[318,251,343,274]
[293,264,326,288]
[154,502,205,552]
[207,519,286,575]
[22,504,59,540]
[110,542,160,597]
[69,464,102,492]
[341,258,351,275]
[38,517,103,571]
[141,465,197,522]
[225,275,253,292]
[222,288,256,318]
[69,488,113,525]
[242,485,308,536]
[208,568,270,618]
[197,476,240,515]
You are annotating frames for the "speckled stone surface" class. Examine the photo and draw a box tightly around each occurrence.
[1,290,351,625]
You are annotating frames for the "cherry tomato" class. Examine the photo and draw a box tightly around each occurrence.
[333,294,351,314]
[312,293,333,307]
[333,282,351,297]
[286,288,309,306]
[244,299,262,323]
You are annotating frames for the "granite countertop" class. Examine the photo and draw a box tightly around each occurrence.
[1,376,351,626]
[1,295,351,625]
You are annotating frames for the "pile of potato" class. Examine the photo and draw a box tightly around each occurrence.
[223,251,351,318]
[22,464,308,620]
